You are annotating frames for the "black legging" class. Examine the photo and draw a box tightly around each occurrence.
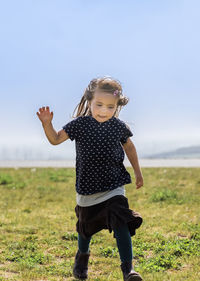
[78,224,133,262]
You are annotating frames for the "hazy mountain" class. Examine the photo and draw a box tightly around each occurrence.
[146,145,200,159]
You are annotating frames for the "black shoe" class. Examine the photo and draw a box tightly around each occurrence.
[73,250,90,279]
[121,261,143,281]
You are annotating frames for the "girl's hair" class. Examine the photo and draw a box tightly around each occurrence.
[73,76,129,118]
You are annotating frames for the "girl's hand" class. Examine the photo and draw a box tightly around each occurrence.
[36,106,53,124]
[135,173,144,189]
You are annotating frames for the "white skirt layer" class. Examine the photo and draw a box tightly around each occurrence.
[76,186,125,207]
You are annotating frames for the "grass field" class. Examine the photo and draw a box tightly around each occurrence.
[0,167,199,281]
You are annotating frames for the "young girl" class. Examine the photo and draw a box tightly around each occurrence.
[37,77,144,281]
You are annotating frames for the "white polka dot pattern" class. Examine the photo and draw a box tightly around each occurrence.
[62,116,133,195]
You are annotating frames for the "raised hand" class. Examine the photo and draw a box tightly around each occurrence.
[36,106,53,124]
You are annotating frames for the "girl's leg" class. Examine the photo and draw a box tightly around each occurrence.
[73,234,91,279]
[78,233,91,253]
[114,224,133,262]
[114,224,143,280]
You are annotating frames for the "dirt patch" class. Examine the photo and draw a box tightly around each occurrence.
[0,262,19,279]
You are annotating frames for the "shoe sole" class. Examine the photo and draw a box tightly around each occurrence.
[127,275,143,281]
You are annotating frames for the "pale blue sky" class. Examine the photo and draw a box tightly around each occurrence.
[0,0,199,158]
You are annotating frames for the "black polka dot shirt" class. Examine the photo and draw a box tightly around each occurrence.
[62,115,133,195]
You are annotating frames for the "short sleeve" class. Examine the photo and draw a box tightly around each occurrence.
[120,123,133,145]
[62,118,80,141]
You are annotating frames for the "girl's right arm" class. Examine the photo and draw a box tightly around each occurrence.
[36,106,69,145]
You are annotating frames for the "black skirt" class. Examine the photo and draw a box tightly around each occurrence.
[75,195,143,239]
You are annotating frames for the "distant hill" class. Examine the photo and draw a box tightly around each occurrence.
[146,145,200,159]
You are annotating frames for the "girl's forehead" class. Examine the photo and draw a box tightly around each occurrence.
[93,91,118,103]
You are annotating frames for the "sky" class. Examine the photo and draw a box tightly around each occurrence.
[0,0,200,159]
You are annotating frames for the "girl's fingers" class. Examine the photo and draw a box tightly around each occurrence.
[37,107,51,121]
[136,180,143,189]
[39,106,50,112]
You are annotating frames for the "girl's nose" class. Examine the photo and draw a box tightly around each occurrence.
[101,106,107,113]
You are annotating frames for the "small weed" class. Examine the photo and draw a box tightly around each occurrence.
[138,253,181,272]
[0,173,26,190]
[90,236,103,245]
[154,237,200,257]
[150,188,178,203]
[23,209,32,213]
[49,171,68,182]
[0,174,13,185]
[62,232,78,241]
[100,246,118,258]
[15,182,26,189]
[49,175,65,182]
[182,222,200,240]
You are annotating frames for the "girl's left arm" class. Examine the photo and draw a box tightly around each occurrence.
[123,138,143,189]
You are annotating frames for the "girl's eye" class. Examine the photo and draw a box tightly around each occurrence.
[97,104,102,107]
[109,107,114,109]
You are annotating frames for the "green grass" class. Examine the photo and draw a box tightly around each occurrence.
[0,167,200,280]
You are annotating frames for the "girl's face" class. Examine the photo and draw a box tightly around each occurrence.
[89,91,119,123]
